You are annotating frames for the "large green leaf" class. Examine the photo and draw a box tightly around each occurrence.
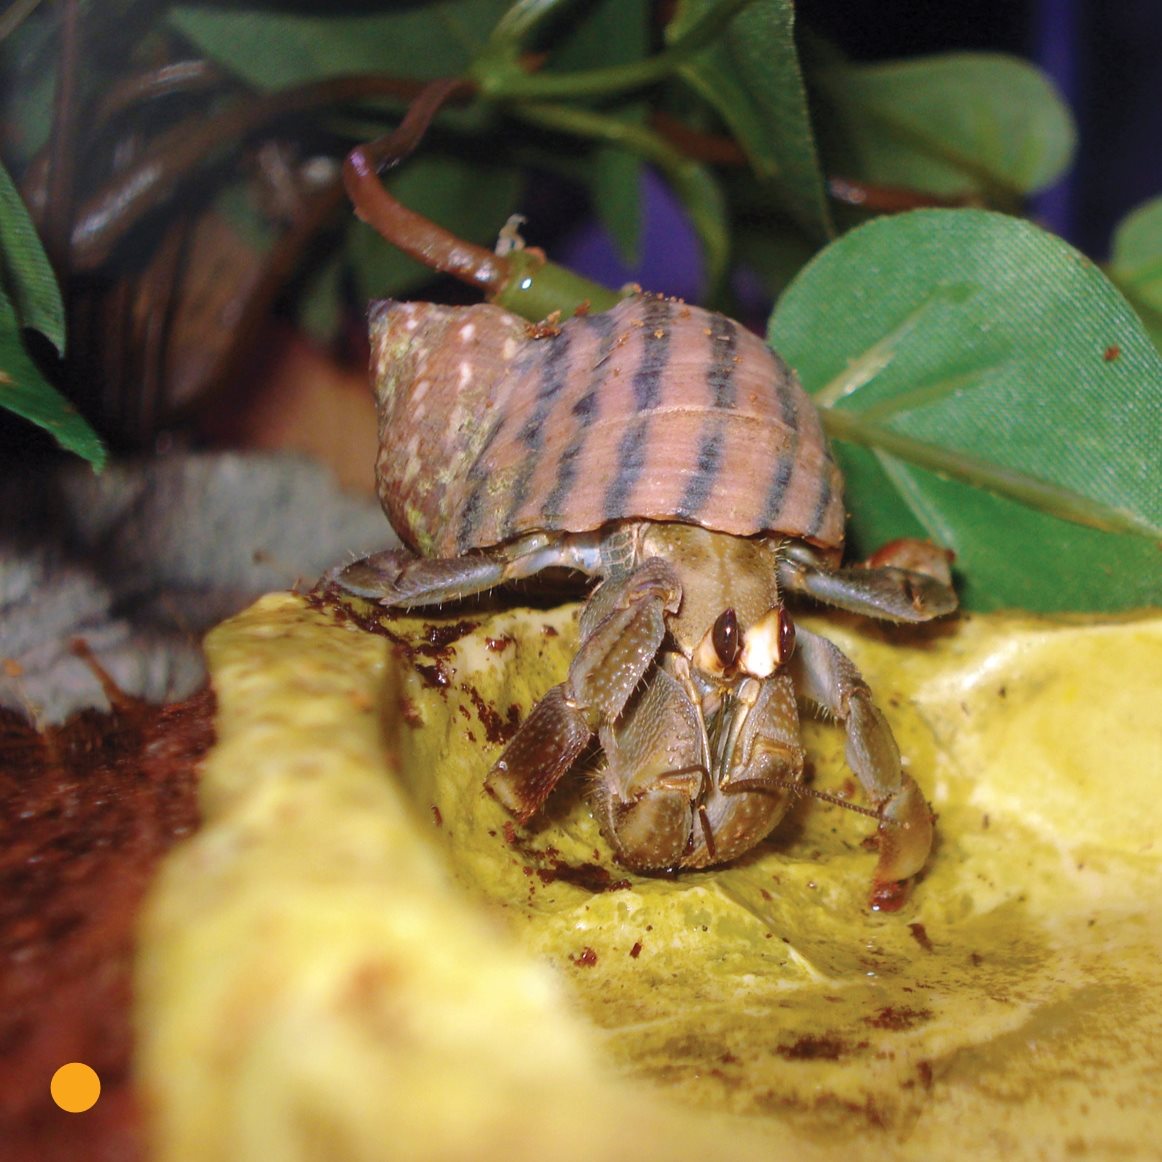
[168,0,513,88]
[169,0,646,94]
[0,289,105,468]
[814,52,1075,205]
[1109,194,1162,353]
[0,159,64,354]
[666,0,831,241]
[768,208,1161,613]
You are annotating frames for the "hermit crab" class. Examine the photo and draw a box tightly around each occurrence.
[336,292,957,898]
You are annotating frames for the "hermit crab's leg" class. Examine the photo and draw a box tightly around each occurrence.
[789,626,933,886]
[778,541,957,623]
[332,531,602,608]
[486,557,682,822]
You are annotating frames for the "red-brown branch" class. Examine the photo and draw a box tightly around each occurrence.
[342,76,511,295]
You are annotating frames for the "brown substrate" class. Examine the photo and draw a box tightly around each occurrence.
[0,688,211,1162]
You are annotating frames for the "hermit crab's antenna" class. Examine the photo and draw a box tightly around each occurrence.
[765,776,909,824]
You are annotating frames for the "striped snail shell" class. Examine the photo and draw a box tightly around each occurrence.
[369,293,846,559]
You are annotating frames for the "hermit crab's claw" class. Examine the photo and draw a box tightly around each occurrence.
[860,537,956,582]
[789,625,935,907]
[871,773,934,890]
[592,666,706,872]
[486,686,592,822]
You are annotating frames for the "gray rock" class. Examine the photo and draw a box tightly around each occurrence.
[0,452,394,721]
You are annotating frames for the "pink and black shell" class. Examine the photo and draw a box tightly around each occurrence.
[368,293,846,560]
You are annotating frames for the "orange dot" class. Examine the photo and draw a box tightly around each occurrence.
[50,1062,101,1113]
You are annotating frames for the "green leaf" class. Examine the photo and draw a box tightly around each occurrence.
[0,289,105,468]
[551,0,648,267]
[1109,194,1162,352]
[667,159,729,297]
[0,155,101,465]
[768,209,1161,613]
[0,158,64,354]
[814,53,1076,205]
[0,7,57,165]
[731,221,818,303]
[168,0,513,88]
[213,179,280,255]
[591,143,643,267]
[666,0,831,241]
[297,248,346,347]
[513,100,730,297]
[546,0,648,73]
[349,153,523,302]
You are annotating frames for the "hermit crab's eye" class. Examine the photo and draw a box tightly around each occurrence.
[711,608,741,670]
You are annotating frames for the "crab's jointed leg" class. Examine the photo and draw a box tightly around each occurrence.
[333,531,603,608]
[789,626,934,887]
[778,540,957,623]
[485,557,682,822]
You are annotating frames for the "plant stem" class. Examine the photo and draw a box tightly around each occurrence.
[827,176,976,213]
[495,248,621,319]
[476,0,756,100]
[342,76,511,294]
[344,153,508,295]
[95,60,224,124]
[512,100,729,291]
[514,100,682,166]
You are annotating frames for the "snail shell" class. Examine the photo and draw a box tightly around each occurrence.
[370,293,845,559]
